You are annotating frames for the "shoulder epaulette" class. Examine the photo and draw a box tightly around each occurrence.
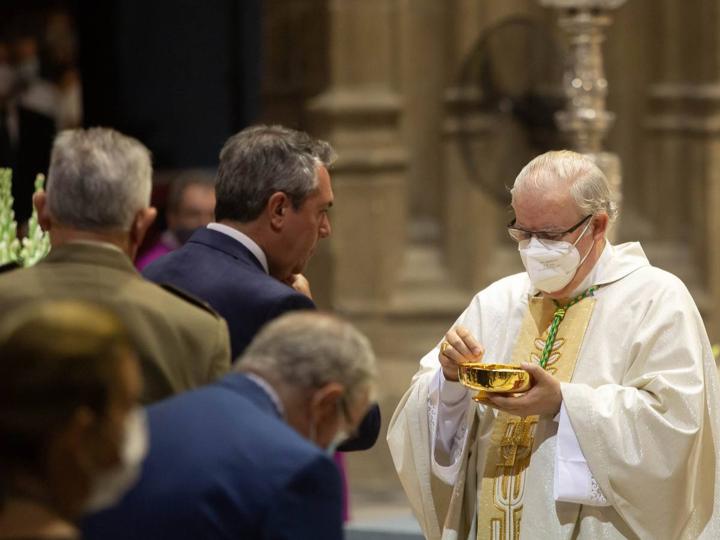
[160,282,222,318]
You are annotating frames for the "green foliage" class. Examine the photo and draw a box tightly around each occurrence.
[0,169,50,267]
[0,169,20,265]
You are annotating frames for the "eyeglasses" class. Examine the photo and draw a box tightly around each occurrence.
[507,214,592,244]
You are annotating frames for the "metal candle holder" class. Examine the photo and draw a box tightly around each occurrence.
[539,0,627,230]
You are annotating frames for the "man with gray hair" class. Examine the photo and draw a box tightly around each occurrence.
[0,127,231,402]
[83,311,377,540]
[143,124,334,358]
[389,150,720,539]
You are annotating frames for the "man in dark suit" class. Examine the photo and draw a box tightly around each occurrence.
[0,128,231,403]
[143,124,380,451]
[82,312,378,540]
[143,124,331,359]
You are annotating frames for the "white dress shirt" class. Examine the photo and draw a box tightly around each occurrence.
[206,223,269,274]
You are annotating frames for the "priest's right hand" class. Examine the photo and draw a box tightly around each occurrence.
[438,325,484,381]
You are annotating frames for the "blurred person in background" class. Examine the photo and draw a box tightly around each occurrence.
[0,300,146,540]
[12,32,58,119]
[136,169,216,270]
[0,35,54,224]
[83,311,377,540]
[43,10,82,130]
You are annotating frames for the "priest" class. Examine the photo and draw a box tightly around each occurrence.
[387,150,720,539]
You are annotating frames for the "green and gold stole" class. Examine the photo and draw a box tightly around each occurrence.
[476,287,597,540]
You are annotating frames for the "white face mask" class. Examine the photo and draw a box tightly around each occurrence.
[83,407,148,513]
[518,220,594,293]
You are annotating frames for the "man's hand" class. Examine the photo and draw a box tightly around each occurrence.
[284,274,312,299]
[439,325,484,381]
[485,363,562,417]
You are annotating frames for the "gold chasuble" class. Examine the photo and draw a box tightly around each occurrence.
[476,292,596,540]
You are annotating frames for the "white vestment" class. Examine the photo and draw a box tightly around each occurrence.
[387,242,720,540]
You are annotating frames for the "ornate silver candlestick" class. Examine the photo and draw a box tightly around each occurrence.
[540,0,627,226]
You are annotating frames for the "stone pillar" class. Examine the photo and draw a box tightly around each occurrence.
[602,0,653,233]
[643,0,720,338]
[540,0,626,244]
[443,88,503,291]
[703,132,720,340]
[442,0,539,291]
[644,0,695,241]
[399,0,446,243]
[307,0,407,313]
[696,2,720,327]
[442,0,495,291]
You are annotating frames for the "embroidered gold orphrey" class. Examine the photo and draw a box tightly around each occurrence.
[476,295,596,540]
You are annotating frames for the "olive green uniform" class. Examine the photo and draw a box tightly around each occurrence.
[0,241,231,403]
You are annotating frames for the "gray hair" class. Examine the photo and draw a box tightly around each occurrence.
[215,125,336,222]
[237,312,377,407]
[510,150,618,222]
[46,128,152,230]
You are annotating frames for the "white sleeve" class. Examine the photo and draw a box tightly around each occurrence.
[553,402,609,506]
[427,368,471,484]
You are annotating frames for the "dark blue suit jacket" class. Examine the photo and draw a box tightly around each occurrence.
[143,226,381,452]
[82,373,343,540]
[143,227,315,360]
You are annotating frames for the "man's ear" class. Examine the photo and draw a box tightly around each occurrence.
[592,213,609,240]
[309,382,344,422]
[129,207,157,253]
[32,190,51,231]
[267,192,289,231]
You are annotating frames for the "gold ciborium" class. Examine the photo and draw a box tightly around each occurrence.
[457,363,531,402]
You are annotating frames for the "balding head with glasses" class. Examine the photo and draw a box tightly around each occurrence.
[507,150,617,298]
[388,149,720,539]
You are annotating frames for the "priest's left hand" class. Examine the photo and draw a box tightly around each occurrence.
[485,363,562,417]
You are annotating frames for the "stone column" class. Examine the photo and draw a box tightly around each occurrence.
[692,2,720,340]
[540,0,626,244]
[399,0,446,243]
[644,0,695,241]
[442,0,539,291]
[602,0,654,231]
[643,0,720,338]
[307,0,407,313]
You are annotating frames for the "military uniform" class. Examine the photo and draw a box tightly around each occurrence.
[0,241,231,403]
